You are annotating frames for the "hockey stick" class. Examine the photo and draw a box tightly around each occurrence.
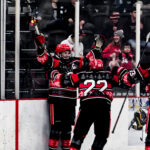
[112,90,129,133]
[128,118,135,130]
[140,127,144,141]
[26,0,48,52]
[26,0,40,35]
[112,33,150,134]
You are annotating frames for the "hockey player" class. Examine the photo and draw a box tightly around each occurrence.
[128,108,147,130]
[34,34,103,150]
[35,34,102,72]
[48,44,76,150]
[60,64,150,150]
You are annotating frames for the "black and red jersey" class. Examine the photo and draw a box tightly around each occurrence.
[86,49,102,60]
[67,66,149,106]
[37,49,103,105]
[37,50,103,73]
[48,69,77,105]
[76,70,113,105]
[37,50,84,72]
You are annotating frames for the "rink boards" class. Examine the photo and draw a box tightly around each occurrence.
[0,97,148,150]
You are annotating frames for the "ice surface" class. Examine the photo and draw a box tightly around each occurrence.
[78,98,147,150]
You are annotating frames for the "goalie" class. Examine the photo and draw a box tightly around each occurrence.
[128,108,147,130]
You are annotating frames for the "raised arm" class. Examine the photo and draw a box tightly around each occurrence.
[34,34,60,68]
[111,66,149,88]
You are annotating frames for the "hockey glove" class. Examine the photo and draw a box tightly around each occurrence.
[61,73,73,87]
[89,59,103,71]
[34,34,46,55]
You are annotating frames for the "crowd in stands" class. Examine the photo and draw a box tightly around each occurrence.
[35,0,150,71]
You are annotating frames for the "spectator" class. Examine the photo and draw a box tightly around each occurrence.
[119,42,135,69]
[109,10,120,32]
[102,29,124,68]
[38,0,59,31]
[118,5,150,50]
[81,22,96,55]
[37,0,69,53]
[63,0,86,32]
[61,30,85,57]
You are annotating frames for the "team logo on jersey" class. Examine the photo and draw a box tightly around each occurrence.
[72,63,77,70]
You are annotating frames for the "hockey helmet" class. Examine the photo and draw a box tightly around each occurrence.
[55,44,71,54]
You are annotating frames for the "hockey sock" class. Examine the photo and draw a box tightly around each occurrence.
[61,140,70,150]
[49,138,59,150]
[69,147,79,150]
[145,146,150,150]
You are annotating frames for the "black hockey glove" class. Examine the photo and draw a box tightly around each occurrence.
[61,73,73,87]
[127,69,141,84]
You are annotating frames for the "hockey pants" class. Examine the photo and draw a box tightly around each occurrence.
[70,102,110,150]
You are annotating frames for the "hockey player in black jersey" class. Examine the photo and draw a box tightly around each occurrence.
[34,34,103,150]
[60,63,150,150]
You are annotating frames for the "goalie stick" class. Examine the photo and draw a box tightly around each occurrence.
[140,127,144,141]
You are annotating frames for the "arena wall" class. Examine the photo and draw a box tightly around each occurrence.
[0,97,148,150]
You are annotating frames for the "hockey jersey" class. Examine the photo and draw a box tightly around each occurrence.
[37,50,103,72]
[64,66,149,106]
[36,49,103,104]
[86,49,103,60]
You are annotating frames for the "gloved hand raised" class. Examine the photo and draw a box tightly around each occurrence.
[34,34,47,54]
